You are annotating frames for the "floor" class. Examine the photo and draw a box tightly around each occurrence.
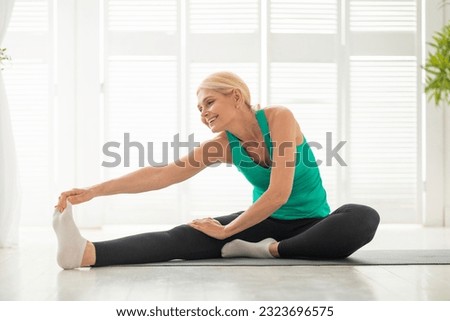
[1,224,450,301]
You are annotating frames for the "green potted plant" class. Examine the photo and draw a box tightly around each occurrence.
[0,48,11,71]
[423,22,450,106]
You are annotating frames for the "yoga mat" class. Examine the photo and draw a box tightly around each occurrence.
[143,250,450,266]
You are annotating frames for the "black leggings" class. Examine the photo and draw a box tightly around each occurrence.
[93,203,380,267]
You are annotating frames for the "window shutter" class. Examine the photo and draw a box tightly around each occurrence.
[270,0,337,34]
[8,0,49,32]
[350,0,416,32]
[189,0,258,34]
[348,57,418,221]
[103,0,180,224]
[347,0,420,222]
[108,0,177,32]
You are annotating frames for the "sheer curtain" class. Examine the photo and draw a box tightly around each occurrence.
[0,0,20,247]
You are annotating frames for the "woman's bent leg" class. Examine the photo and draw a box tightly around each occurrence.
[277,204,380,259]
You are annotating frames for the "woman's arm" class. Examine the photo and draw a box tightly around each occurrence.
[190,107,298,239]
[56,133,229,211]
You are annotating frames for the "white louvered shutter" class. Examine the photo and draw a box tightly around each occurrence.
[103,0,180,224]
[347,0,420,222]
[3,0,55,226]
[270,0,337,34]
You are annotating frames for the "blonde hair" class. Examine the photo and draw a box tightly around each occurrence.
[197,71,259,111]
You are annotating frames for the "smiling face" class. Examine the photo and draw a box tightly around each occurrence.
[197,88,237,133]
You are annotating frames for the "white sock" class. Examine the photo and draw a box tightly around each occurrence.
[52,202,87,269]
[221,238,276,259]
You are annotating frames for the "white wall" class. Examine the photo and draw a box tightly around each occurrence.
[424,0,449,226]
[445,3,450,227]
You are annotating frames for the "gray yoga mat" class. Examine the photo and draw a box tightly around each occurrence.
[144,250,450,266]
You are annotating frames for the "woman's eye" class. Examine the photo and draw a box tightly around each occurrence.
[207,100,214,106]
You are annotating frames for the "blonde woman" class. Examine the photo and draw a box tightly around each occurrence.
[54,71,379,269]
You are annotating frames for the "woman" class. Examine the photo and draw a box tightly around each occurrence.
[54,71,380,269]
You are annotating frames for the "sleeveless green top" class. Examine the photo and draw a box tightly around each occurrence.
[225,109,330,220]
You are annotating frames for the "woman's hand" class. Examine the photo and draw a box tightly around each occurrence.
[55,188,95,212]
[188,217,229,240]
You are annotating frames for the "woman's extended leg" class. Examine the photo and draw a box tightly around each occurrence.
[277,203,380,259]
[53,204,281,268]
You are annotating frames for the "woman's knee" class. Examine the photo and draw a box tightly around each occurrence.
[341,203,380,228]
[351,204,380,247]
[358,204,380,231]
[169,224,203,239]
[337,203,380,247]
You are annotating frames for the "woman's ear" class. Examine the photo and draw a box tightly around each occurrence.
[233,88,243,104]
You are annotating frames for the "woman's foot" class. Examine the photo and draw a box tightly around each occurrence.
[52,202,88,269]
[221,238,279,258]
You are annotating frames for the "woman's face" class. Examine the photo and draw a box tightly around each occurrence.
[197,88,236,133]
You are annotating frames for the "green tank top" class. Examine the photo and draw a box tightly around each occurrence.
[225,109,330,220]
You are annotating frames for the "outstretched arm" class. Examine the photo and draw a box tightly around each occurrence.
[56,133,228,212]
